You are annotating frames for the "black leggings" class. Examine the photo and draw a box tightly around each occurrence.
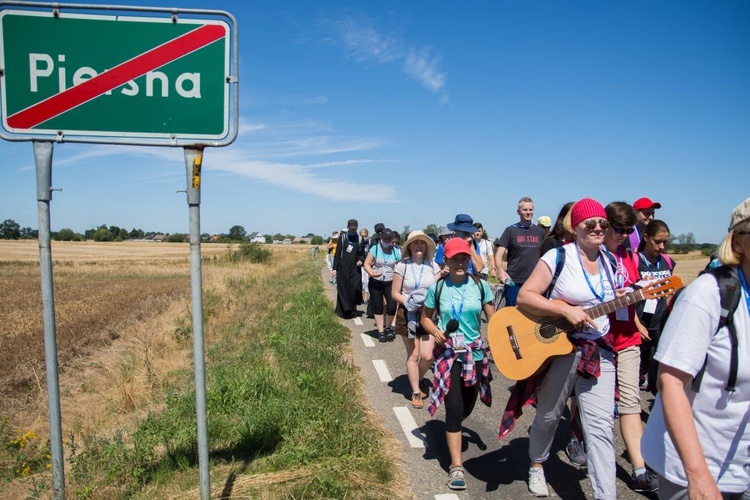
[444,361,479,433]
[368,279,397,316]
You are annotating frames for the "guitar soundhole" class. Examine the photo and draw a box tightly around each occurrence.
[538,322,560,341]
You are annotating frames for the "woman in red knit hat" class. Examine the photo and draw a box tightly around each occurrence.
[516,197,619,499]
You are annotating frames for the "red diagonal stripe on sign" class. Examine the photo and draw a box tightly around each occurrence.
[7,23,225,130]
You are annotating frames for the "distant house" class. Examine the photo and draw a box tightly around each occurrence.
[282,238,292,245]
[209,235,222,242]
[293,237,311,244]
[152,234,168,242]
[248,232,265,244]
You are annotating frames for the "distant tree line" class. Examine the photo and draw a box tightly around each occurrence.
[0,219,326,245]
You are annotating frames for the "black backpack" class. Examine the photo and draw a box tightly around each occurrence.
[651,265,742,394]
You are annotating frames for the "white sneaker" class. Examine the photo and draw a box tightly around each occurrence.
[528,467,549,497]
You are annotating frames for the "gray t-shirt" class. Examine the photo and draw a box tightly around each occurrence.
[368,244,401,282]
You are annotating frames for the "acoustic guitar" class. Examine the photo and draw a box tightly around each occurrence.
[487,276,684,381]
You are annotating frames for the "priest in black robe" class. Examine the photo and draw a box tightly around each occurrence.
[332,219,367,319]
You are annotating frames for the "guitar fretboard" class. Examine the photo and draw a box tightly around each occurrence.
[585,289,646,319]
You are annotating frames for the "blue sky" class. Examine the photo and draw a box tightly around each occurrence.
[1,0,748,243]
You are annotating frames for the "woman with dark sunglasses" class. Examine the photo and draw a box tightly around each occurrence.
[636,220,676,392]
[513,198,619,498]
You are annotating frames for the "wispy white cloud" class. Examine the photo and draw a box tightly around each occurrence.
[404,47,446,96]
[47,121,399,203]
[322,15,448,101]
[331,17,401,65]
[213,159,397,202]
[238,120,267,134]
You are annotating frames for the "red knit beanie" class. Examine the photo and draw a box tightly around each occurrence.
[570,198,606,228]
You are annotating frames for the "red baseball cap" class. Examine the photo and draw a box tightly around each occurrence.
[633,197,661,211]
[443,238,471,259]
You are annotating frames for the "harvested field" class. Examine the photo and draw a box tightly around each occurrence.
[0,240,275,426]
[0,239,229,262]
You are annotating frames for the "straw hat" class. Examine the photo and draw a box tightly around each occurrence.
[402,230,436,261]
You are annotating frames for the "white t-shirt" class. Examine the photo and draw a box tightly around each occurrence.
[394,258,442,296]
[641,271,750,492]
[540,243,615,340]
[476,239,494,275]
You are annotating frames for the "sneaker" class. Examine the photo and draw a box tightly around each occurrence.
[565,438,587,467]
[411,392,423,409]
[378,332,387,343]
[528,467,549,497]
[632,470,659,493]
[419,379,430,399]
[447,465,467,491]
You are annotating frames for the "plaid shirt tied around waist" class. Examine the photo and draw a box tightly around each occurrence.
[427,337,493,417]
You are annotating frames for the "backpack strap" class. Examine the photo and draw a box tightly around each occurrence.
[433,277,446,316]
[691,265,742,392]
[662,253,675,271]
[544,247,566,299]
[433,275,486,316]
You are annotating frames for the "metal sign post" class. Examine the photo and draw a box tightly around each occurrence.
[0,3,239,498]
[33,140,65,499]
[184,147,210,499]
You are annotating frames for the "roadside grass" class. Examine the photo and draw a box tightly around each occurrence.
[67,255,400,498]
[1,245,402,498]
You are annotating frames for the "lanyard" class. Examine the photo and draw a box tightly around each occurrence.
[410,260,425,290]
[447,277,468,321]
[611,247,634,287]
[602,248,625,288]
[576,243,609,303]
[738,267,750,317]
[639,252,660,272]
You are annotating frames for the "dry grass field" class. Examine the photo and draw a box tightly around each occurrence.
[0,241,332,497]
[0,241,233,420]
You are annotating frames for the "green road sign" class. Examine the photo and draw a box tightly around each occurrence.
[0,6,235,145]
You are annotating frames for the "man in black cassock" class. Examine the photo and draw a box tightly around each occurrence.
[332,219,367,319]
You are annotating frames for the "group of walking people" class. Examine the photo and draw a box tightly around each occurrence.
[328,196,750,499]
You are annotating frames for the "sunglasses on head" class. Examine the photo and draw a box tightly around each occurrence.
[612,225,635,235]
[583,219,610,231]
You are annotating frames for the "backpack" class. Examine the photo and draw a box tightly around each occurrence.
[649,265,742,394]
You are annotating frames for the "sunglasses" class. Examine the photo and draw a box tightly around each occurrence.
[612,225,635,235]
[583,219,610,231]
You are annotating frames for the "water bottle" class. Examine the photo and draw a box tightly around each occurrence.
[503,276,515,287]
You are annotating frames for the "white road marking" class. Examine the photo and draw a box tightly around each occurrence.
[372,359,392,382]
[360,333,375,347]
[435,495,460,500]
[353,317,363,326]
[393,406,426,448]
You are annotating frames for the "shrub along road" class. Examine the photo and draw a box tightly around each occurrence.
[322,266,658,500]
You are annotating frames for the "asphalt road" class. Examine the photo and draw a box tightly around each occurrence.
[323,268,659,500]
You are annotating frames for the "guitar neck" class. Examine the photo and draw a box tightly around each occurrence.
[585,289,645,319]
